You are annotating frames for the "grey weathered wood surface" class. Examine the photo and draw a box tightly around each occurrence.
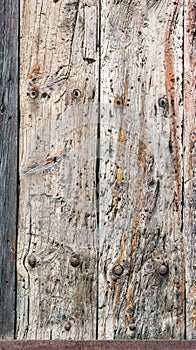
[99,0,186,339]
[0,0,19,339]
[0,0,195,342]
[184,0,196,340]
[17,0,99,339]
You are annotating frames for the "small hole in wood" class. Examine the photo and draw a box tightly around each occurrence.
[114,97,124,108]
[72,89,81,99]
[41,92,48,98]
[158,97,168,109]
[30,90,38,99]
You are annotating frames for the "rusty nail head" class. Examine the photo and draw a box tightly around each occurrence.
[70,255,80,267]
[28,255,36,268]
[159,264,168,275]
[64,321,71,331]
[129,323,136,331]
[113,264,124,276]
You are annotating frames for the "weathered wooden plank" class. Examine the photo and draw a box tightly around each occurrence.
[0,340,195,350]
[184,0,196,340]
[0,0,19,339]
[18,0,99,339]
[99,0,185,339]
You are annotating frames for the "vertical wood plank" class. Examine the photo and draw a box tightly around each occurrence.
[0,0,19,339]
[184,0,196,340]
[99,0,185,339]
[18,0,99,339]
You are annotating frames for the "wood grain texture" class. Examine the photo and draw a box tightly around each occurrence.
[99,0,185,339]
[0,340,195,350]
[184,0,196,340]
[18,0,99,339]
[0,0,19,339]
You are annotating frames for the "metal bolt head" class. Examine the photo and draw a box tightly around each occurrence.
[129,323,136,331]
[28,255,36,268]
[113,264,124,276]
[70,255,80,267]
[64,321,71,331]
[159,264,168,276]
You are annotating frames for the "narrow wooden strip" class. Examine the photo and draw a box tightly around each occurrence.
[0,0,19,339]
[183,0,196,340]
[99,0,185,339]
[18,0,99,339]
[0,340,195,350]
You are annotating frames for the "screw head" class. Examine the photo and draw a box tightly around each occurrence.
[113,264,124,276]
[70,255,80,267]
[129,323,136,331]
[159,264,168,275]
[64,321,71,331]
[28,255,36,268]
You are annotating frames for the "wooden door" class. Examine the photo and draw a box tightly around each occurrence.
[0,0,195,341]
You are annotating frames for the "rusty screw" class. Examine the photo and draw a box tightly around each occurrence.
[159,264,168,276]
[64,321,71,331]
[70,255,80,267]
[113,264,124,276]
[28,255,36,268]
[129,323,136,331]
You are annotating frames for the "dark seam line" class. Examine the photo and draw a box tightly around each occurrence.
[14,0,20,339]
[182,0,186,340]
[95,0,102,340]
